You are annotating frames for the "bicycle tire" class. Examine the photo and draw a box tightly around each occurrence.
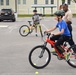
[19,25,30,37]
[29,45,51,69]
[67,45,76,68]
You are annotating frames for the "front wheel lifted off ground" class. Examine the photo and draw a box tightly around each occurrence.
[19,25,30,37]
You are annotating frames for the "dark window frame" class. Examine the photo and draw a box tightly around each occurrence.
[62,0,65,5]
[23,0,26,4]
[34,0,37,4]
[18,0,21,5]
[6,0,9,5]
[67,0,71,5]
[45,0,48,4]
[0,0,4,5]
[51,0,54,4]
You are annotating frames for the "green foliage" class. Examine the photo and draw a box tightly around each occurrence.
[72,0,76,3]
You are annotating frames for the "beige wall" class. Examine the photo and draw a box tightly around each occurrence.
[0,0,76,14]
[0,0,15,11]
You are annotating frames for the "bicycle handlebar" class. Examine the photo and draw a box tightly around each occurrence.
[44,32,51,38]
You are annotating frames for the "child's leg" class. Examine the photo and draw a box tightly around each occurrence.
[33,25,38,36]
[55,36,66,53]
[55,36,71,60]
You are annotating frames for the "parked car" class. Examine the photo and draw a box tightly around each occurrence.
[0,9,16,22]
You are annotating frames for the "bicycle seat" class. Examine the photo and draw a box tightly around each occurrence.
[28,21,32,23]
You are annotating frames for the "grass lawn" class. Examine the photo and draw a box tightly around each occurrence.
[18,14,76,17]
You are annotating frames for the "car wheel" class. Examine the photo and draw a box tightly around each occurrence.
[12,19,16,22]
[0,19,2,22]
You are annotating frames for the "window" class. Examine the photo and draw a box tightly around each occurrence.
[0,0,4,5]
[51,0,54,4]
[34,0,37,4]
[23,0,26,4]
[45,0,48,4]
[62,0,65,4]
[6,0,9,5]
[18,0,21,5]
[67,0,71,5]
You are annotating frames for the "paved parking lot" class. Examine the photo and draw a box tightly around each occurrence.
[0,17,76,75]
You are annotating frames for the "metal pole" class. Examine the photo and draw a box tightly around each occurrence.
[51,7,53,16]
[15,0,17,12]
[57,0,59,10]
[43,7,45,16]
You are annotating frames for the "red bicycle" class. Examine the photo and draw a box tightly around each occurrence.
[29,33,76,69]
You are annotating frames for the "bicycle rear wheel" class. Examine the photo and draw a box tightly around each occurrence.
[67,45,76,68]
[19,25,30,37]
[29,45,51,69]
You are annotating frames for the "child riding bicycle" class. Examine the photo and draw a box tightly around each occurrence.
[45,10,71,60]
[31,9,40,37]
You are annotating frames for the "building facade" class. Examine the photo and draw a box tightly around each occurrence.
[0,0,76,14]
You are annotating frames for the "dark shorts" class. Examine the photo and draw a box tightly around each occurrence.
[50,35,71,53]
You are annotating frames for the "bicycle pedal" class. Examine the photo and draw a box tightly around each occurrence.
[35,34,38,37]
[57,56,63,60]
[52,52,58,56]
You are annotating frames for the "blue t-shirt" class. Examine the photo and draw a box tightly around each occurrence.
[56,20,70,36]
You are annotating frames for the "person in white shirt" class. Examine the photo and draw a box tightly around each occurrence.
[63,3,76,53]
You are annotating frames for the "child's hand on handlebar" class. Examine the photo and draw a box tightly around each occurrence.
[44,31,48,33]
[51,34,54,37]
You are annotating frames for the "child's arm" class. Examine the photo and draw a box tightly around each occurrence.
[54,29,64,35]
[45,26,56,33]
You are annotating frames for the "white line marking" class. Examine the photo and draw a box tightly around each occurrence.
[41,24,48,30]
[0,25,8,28]
[44,20,50,21]
[8,26,18,33]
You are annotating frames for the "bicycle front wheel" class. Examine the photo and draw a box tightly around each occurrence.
[67,45,76,68]
[29,45,51,69]
[19,25,30,37]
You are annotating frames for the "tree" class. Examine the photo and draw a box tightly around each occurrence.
[72,0,76,3]
[62,0,65,4]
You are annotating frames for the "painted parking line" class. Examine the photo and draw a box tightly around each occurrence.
[8,26,18,32]
[0,25,8,28]
[41,24,48,30]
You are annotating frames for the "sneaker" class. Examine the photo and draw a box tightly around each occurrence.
[65,53,70,61]
[29,30,33,34]
[75,54,76,59]
[35,34,38,37]
[72,53,76,59]
[51,50,56,53]
[51,50,57,56]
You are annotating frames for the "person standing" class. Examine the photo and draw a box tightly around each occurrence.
[32,9,40,37]
[63,3,76,53]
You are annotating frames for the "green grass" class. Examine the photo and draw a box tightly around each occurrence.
[18,14,54,17]
[73,14,76,17]
[18,14,76,17]
[18,14,33,17]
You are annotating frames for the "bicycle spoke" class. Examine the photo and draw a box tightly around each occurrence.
[19,25,30,37]
[31,49,48,66]
[29,45,51,69]
[67,45,76,68]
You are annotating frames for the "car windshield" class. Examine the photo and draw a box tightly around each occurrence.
[1,9,12,13]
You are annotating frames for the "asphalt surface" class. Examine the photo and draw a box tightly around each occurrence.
[0,17,76,75]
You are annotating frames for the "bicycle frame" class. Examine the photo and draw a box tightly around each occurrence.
[29,24,43,37]
[45,37,65,59]
[28,20,43,36]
